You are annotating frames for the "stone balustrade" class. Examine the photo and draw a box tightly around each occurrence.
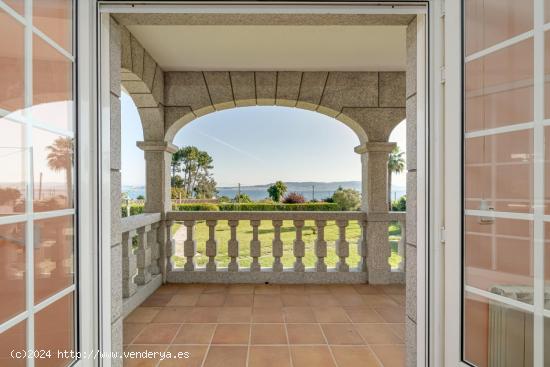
[120,213,163,317]
[164,211,406,284]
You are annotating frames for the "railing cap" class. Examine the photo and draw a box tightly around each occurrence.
[121,213,162,233]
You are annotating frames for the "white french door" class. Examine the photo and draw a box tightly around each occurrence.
[445,0,550,366]
[0,1,96,366]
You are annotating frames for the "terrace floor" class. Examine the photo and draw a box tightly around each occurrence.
[123,283,406,367]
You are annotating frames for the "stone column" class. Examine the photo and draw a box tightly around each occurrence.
[355,141,396,284]
[137,140,177,283]
[137,141,178,214]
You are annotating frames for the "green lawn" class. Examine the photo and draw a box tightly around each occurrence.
[171,220,402,270]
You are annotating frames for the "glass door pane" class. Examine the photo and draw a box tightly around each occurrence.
[464,0,549,366]
[0,1,76,366]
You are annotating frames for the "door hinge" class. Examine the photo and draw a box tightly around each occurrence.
[440,226,446,244]
[440,66,446,84]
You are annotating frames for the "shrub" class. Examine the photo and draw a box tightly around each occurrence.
[171,187,187,199]
[267,181,287,202]
[282,192,306,204]
[233,193,252,203]
[332,188,361,211]
[121,204,144,217]
[391,195,407,211]
[217,195,232,203]
[173,203,220,211]
[218,203,340,211]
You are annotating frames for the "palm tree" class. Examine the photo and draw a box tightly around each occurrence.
[46,137,74,207]
[388,146,405,210]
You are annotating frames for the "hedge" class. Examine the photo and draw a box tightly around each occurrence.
[122,202,341,216]
[217,203,340,211]
[173,203,220,211]
[121,204,144,217]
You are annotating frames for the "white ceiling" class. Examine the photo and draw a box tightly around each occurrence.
[127,25,407,71]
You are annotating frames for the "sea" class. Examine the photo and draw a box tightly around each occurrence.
[122,184,406,201]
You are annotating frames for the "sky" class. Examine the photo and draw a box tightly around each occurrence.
[120,92,406,188]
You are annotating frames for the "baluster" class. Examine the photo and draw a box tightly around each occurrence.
[149,223,160,275]
[228,220,239,271]
[135,225,152,284]
[314,220,327,272]
[183,220,196,271]
[398,220,406,272]
[293,220,305,272]
[250,220,261,272]
[122,230,137,297]
[357,220,368,272]
[272,220,284,272]
[205,220,218,271]
[164,220,174,276]
[335,219,349,272]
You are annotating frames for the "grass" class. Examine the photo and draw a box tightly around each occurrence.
[171,220,402,270]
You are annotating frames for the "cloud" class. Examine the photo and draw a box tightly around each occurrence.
[193,129,265,163]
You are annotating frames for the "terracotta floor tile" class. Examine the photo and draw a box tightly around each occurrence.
[172,324,216,344]
[371,345,406,367]
[378,284,405,295]
[354,324,404,345]
[177,284,205,294]
[186,307,220,323]
[217,307,252,323]
[252,307,284,323]
[313,306,351,323]
[123,323,147,345]
[281,294,309,306]
[331,346,382,367]
[362,295,399,307]
[151,307,191,323]
[125,307,160,323]
[141,293,173,307]
[344,307,385,323]
[387,323,406,340]
[254,284,281,294]
[211,324,250,344]
[250,324,287,344]
[248,346,291,367]
[328,285,359,295]
[155,284,180,295]
[390,294,406,306]
[283,307,316,323]
[309,294,340,306]
[202,284,228,294]
[336,294,367,307]
[224,294,253,307]
[321,324,364,345]
[197,293,226,307]
[290,346,336,367]
[373,306,406,323]
[168,294,199,307]
[159,345,208,367]
[228,284,255,294]
[124,345,167,367]
[132,324,180,344]
[280,285,305,294]
[254,294,283,308]
[203,346,247,367]
[304,285,331,294]
[286,323,326,344]
[353,284,382,295]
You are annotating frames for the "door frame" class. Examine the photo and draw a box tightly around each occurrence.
[95,2,434,366]
[443,0,549,366]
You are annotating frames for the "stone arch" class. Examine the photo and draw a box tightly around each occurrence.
[119,24,165,141]
[163,71,406,144]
